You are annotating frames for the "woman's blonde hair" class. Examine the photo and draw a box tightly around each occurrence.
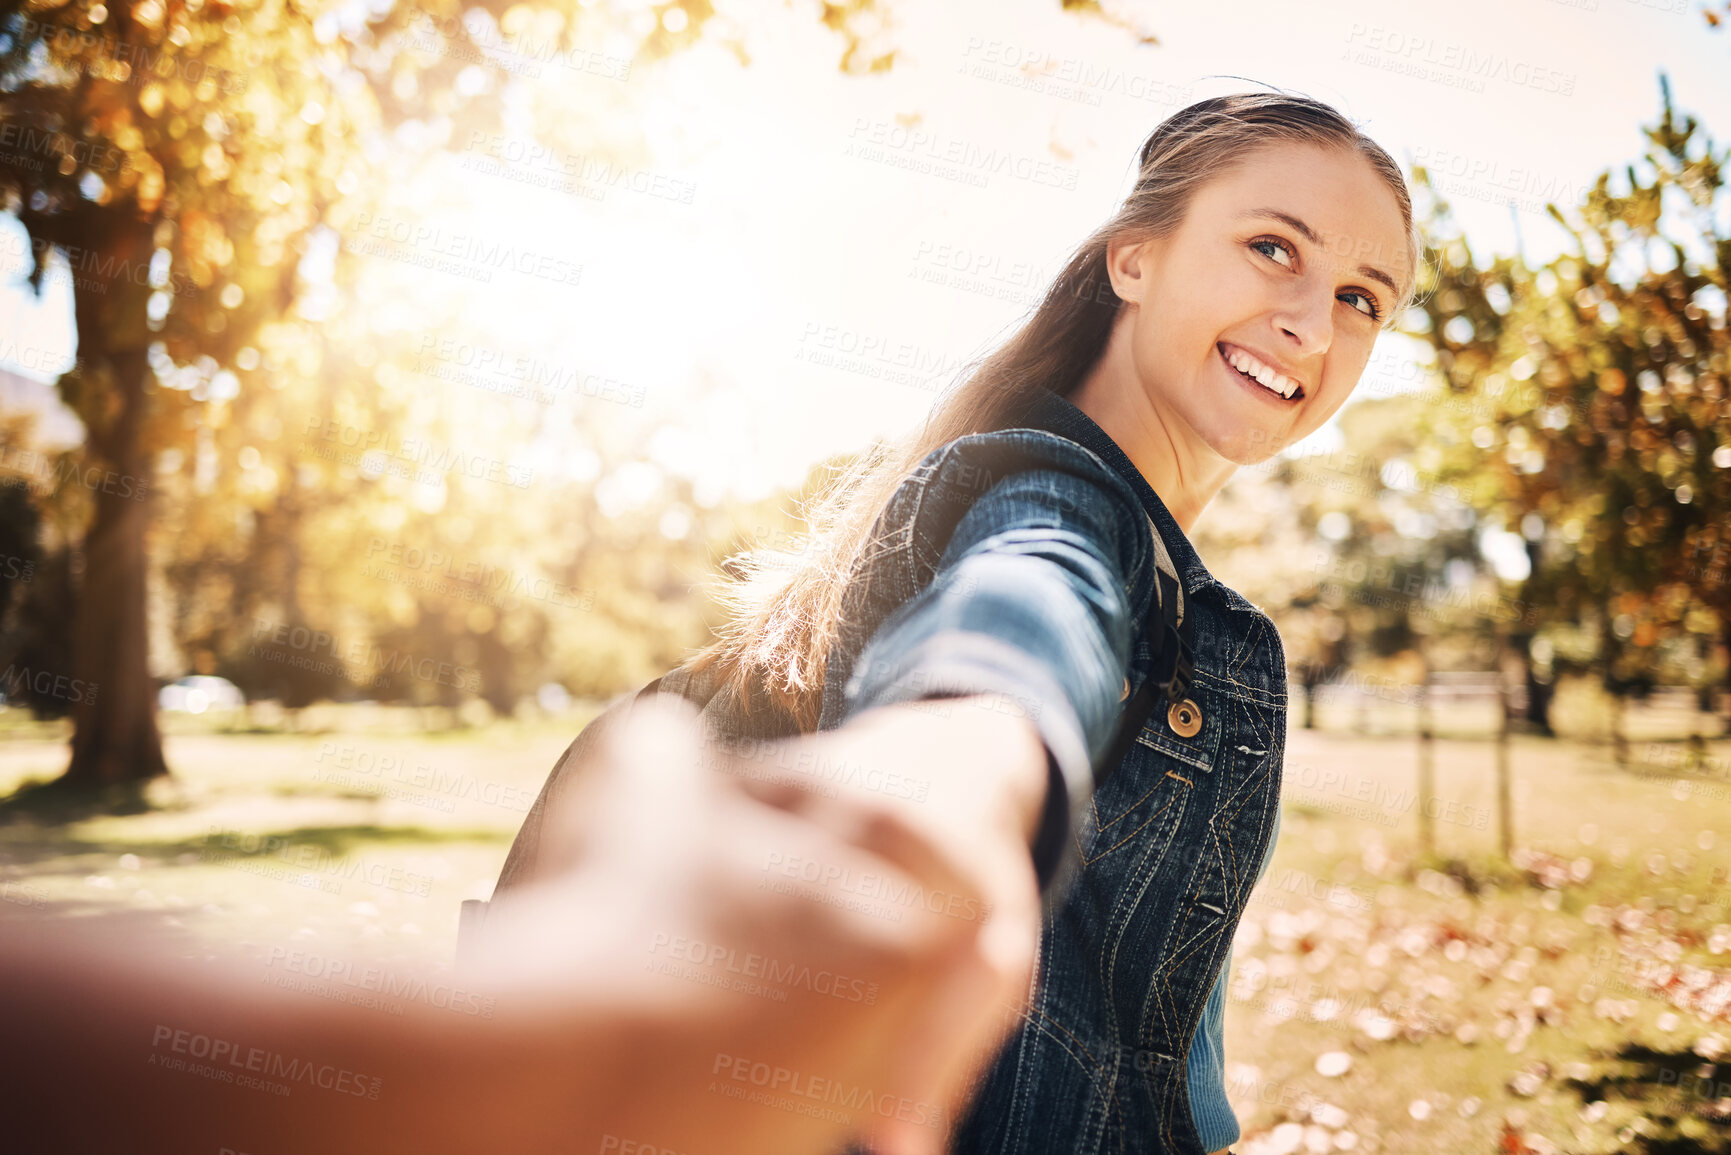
[686,92,1421,730]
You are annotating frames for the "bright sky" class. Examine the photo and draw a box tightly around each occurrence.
[2,0,1725,493]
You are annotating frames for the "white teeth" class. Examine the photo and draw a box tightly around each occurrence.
[1223,344,1299,399]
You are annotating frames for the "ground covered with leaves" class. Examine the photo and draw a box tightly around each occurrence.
[1225,725,1731,1155]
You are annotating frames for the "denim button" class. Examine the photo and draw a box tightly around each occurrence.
[1167,698,1202,738]
[1120,675,1131,701]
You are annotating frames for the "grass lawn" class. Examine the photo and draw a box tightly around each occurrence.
[0,705,587,977]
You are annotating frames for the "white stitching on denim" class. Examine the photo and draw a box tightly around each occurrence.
[1169,697,1277,962]
[1192,667,1286,707]
[1132,731,1211,772]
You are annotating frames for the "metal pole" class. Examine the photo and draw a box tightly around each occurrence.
[1496,653,1514,861]
[1417,666,1434,861]
[1611,692,1628,767]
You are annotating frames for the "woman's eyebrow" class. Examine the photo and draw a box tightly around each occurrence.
[1243,207,1321,246]
[1239,208,1401,296]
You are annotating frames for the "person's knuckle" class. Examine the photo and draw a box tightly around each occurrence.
[836,791,919,854]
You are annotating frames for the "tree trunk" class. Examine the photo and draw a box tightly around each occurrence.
[1515,536,1553,734]
[1512,632,1555,735]
[58,217,168,789]
[1722,615,1731,730]
[1599,600,1627,767]
[1524,664,1554,734]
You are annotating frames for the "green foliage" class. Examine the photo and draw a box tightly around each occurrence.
[1410,77,1729,695]
[1257,79,1730,708]
[0,0,895,738]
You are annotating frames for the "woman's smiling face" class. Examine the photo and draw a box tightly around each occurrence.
[1111,141,1414,464]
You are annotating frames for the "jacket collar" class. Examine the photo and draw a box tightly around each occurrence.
[1012,387,1220,601]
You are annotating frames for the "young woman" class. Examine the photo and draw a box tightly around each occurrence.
[654,90,1422,1154]
[0,93,1419,1155]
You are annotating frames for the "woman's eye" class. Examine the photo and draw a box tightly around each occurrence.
[1339,290,1381,321]
[1251,236,1382,321]
[1250,238,1295,268]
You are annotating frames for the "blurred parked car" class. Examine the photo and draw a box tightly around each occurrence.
[158,676,245,714]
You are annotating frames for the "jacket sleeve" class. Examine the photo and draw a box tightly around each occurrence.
[838,463,1150,866]
[1186,804,1282,1151]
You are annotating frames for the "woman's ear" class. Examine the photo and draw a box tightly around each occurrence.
[1102,236,1156,308]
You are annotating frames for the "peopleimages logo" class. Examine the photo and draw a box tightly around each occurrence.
[710,1053,945,1130]
[958,38,1193,109]
[345,213,584,287]
[647,933,880,1005]
[302,418,534,490]
[263,946,497,1018]
[1342,24,1576,96]
[760,850,990,924]
[149,1024,381,1099]
[844,119,1080,191]
[0,663,98,706]
[0,121,125,172]
[716,736,931,803]
[413,335,647,408]
[313,740,538,814]
[18,18,250,93]
[202,826,436,898]
[247,617,481,693]
[0,443,150,502]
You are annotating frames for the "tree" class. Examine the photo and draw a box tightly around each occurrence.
[1409,78,1729,737]
[1263,393,1495,723]
[0,0,903,791]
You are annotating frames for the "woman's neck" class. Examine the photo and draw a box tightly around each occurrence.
[1068,336,1239,536]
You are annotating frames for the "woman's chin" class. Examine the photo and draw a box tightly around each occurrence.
[1208,420,1290,465]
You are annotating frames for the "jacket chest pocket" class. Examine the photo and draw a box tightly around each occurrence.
[1077,749,1193,871]
[1076,680,1223,872]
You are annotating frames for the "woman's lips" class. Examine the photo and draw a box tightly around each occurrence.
[1218,341,1303,403]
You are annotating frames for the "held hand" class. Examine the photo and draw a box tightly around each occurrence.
[0,694,1044,1155]
[748,696,1049,1155]
[472,694,1047,1155]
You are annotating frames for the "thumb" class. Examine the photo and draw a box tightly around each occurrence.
[859,882,1039,1155]
[544,693,712,873]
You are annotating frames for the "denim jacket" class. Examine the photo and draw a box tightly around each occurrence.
[820,388,1287,1154]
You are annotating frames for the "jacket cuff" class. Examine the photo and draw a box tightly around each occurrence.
[843,629,1093,902]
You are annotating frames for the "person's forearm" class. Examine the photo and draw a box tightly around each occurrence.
[838,537,1140,902]
[0,923,649,1154]
[0,922,898,1155]
[0,698,1052,1155]
[0,701,1046,1155]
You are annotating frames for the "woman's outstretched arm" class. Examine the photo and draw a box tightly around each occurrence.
[838,461,1153,900]
[0,694,1050,1155]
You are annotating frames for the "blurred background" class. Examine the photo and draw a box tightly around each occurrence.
[2,0,1730,1151]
